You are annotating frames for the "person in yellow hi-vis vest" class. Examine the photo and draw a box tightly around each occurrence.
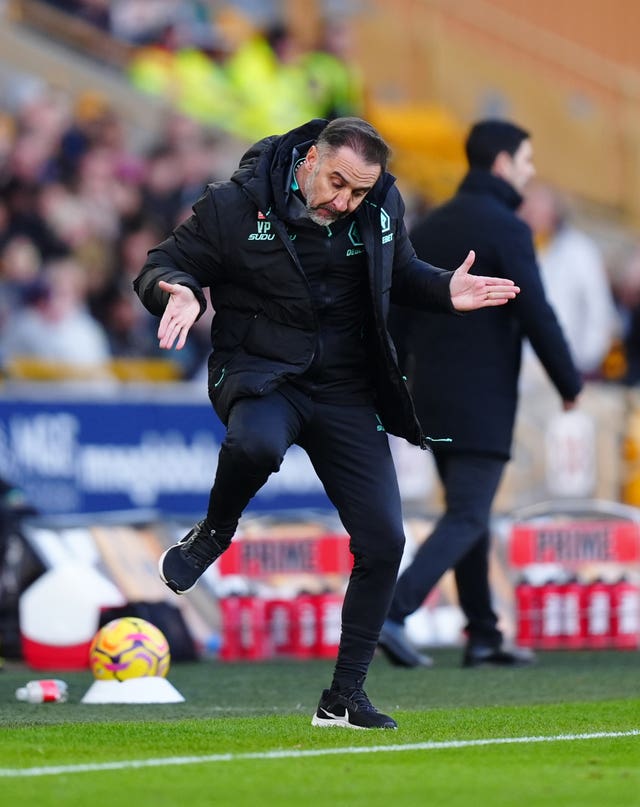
[300,19,365,121]
[223,23,319,140]
[128,41,237,128]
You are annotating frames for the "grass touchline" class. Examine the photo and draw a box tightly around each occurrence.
[2,728,638,779]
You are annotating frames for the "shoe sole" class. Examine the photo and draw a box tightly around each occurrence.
[311,715,396,730]
[463,658,536,668]
[158,546,198,595]
[311,714,367,729]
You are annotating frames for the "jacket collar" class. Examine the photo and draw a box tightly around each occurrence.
[458,167,523,210]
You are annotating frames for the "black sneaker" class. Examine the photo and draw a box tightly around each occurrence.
[311,685,397,730]
[462,642,536,668]
[378,619,434,668]
[159,520,230,594]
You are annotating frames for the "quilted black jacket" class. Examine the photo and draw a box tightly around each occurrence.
[134,118,457,446]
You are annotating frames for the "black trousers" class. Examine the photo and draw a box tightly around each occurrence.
[387,451,505,647]
[207,384,406,688]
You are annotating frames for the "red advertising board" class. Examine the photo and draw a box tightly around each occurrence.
[218,532,353,577]
[509,519,640,567]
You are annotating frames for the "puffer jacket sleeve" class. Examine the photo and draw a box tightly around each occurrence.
[133,187,224,319]
[389,212,455,313]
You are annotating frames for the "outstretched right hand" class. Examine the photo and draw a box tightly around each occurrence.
[157,280,201,350]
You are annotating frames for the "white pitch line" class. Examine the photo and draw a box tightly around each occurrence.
[1,729,638,778]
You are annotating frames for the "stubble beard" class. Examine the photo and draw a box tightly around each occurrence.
[306,205,345,226]
[301,163,345,226]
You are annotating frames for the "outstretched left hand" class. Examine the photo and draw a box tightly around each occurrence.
[449,250,520,312]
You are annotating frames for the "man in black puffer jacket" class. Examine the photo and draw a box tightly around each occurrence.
[134,117,519,729]
[378,120,583,671]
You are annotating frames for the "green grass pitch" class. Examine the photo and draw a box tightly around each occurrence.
[1,649,638,806]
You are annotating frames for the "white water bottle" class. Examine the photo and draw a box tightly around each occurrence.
[16,679,68,703]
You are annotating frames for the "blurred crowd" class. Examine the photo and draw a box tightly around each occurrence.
[0,2,365,384]
[2,1,640,388]
[0,89,225,382]
[517,182,640,388]
[38,1,365,141]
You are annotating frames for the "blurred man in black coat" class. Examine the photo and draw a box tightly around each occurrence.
[378,120,583,668]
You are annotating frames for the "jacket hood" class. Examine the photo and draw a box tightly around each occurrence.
[458,167,523,211]
[231,118,396,220]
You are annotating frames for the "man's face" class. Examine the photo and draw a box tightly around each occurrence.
[300,144,381,226]
[501,138,536,194]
